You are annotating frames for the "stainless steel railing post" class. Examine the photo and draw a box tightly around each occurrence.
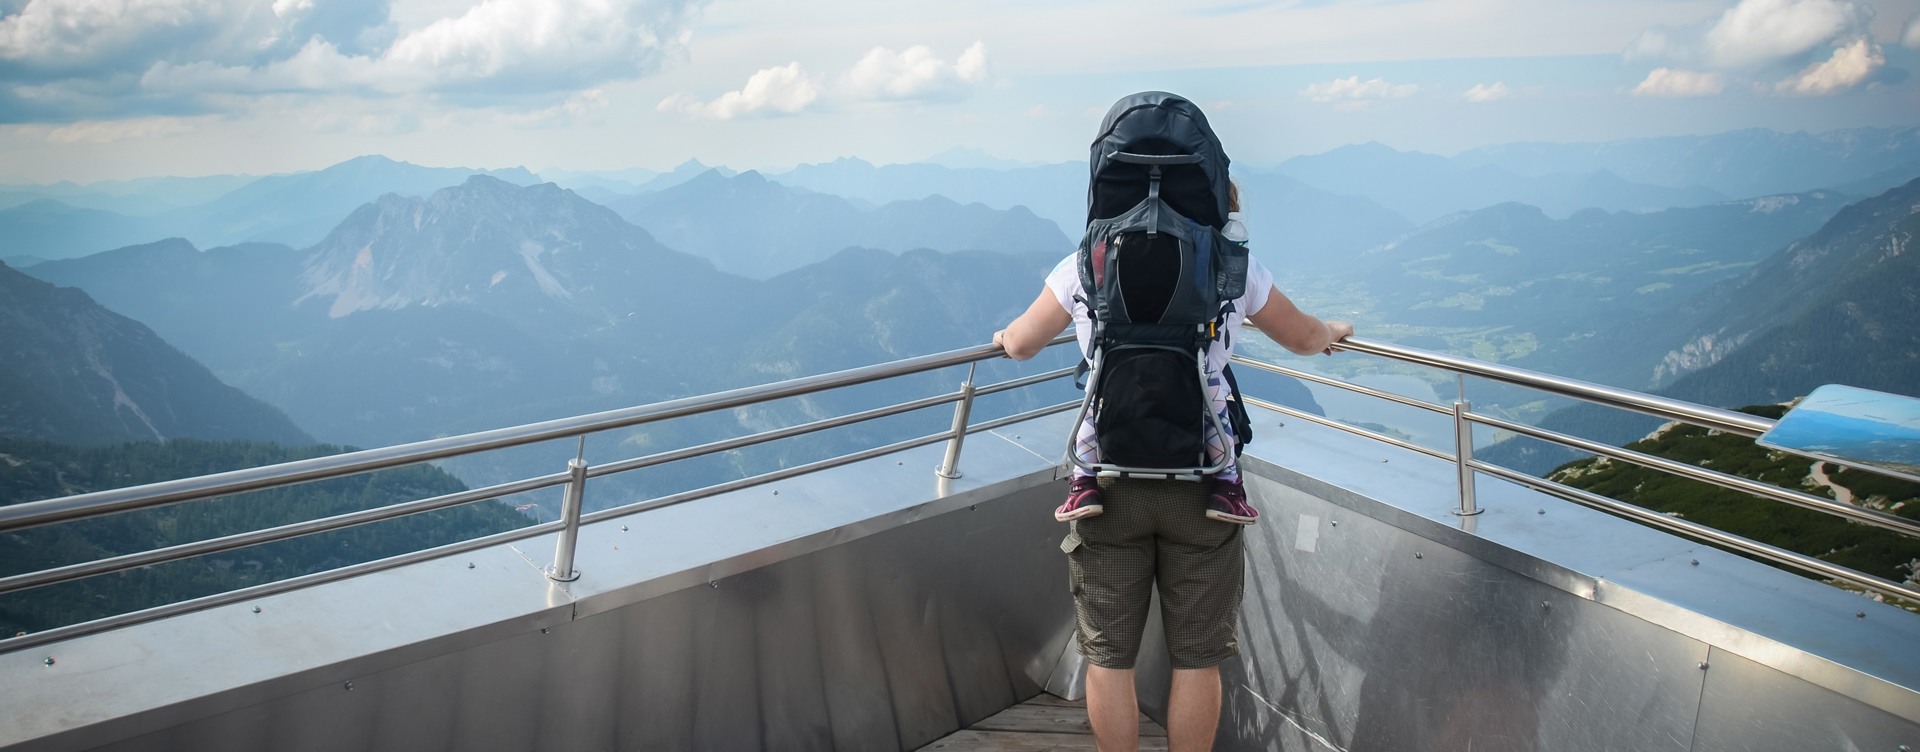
[935,363,978,479]
[548,440,588,582]
[1452,375,1482,517]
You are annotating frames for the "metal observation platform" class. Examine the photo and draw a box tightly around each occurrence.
[3,337,1917,751]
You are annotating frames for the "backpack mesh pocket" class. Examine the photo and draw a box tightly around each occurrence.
[1093,346,1206,468]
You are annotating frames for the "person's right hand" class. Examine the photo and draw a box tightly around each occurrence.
[1323,321,1354,355]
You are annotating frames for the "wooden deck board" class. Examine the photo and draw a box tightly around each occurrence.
[914,695,1169,751]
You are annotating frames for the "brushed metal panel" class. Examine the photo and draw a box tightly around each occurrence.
[18,440,1075,752]
[1694,647,1920,752]
[1134,472,1708,752]
[813,545,904,752]
[1235,405,1920,720]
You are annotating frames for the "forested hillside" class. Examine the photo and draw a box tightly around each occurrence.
[1549,405,1919,607]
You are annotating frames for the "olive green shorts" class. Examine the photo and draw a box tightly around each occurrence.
[1062,478,1244,670]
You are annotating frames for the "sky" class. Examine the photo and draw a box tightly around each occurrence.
[1,0,1917,183]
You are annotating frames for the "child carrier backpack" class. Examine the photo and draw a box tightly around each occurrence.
[1066,92,1252,481]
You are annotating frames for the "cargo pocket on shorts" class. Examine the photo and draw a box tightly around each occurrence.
[1062,532,1083,596]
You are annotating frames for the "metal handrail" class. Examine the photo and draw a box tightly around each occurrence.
[1235,335,1920,603]
[1329,337,1774,437]
[10,325,1915,648]
[0,336,1075,533]
[0,334,1077,646]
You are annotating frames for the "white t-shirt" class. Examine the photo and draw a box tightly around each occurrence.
[1043,252,1275,374]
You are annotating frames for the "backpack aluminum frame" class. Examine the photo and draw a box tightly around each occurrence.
[1063,328,1236,481]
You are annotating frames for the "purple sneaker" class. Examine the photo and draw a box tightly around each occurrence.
[1056,476,1105,522]
[1206,478,1257,525]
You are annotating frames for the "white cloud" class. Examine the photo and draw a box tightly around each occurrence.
[1300,76,1417,109]
[1464,81,1510,102]
[1775,38,1883,94]
[1629,0,1872,70]
[1632,67,1725,96]
[272,0,315,18]
[1704,0,1870,68]
[0,0,704,120]
[659,62,818,119]
[1903,14,1920,49]
[841,41,989,101]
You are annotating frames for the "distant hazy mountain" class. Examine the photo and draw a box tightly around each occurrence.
[1277,142,1726,224]
[0,261,311,446]
[30,177,742,445]
[20,175,1321,483]
[0,199,165,260]
[1333,192,1847,371]
[0,156,542,262]
[768,157,1415,269]
[174,154,541,249]
[28,238,311,377]
[920,147,1040,170]
[1482,179,1920,474]
[537,165,660,195]
[636,158,737,192]
[0,174,257,215]
[1653,178,1920,405]
[770,157,1088,235]
[1231,172,1412,274]
[610,169,1071,278]
[1453,125,1920,199]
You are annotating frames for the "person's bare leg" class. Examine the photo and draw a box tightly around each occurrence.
[1086,664,1140,751]
[1167,665,1222,752]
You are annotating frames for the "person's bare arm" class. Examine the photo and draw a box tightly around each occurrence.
[994,288,1072,361]
[1245,285,1353,356]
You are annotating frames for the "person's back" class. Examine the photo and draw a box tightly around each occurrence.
[992,91,1353,751]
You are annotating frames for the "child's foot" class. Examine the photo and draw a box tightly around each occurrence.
[1205,478,1257,525]
[1056,476,1104,522]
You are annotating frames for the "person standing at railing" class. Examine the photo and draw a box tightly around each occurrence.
[993,91,1352,752]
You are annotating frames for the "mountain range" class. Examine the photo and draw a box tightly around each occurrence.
[0,156,539,263]
[1454,125,1920,200]
[12,124,1919,489]
[611,169,1070,278]
[1318,190,1851,374]
[1481,177,1920,474]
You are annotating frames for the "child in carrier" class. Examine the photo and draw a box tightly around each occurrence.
[991,92,1351,529]
[1056,182,1258,525]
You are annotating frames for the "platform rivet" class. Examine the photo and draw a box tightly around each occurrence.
[345,681,354,690]
[1690,559,1699,566]
[1697,661,1709,670]
[1537,509,1545,515]
[1541,601,1551,609]
[772,489,779,495]
[1330,520,1338,527]
[467,562,476,569]
[620,525,629,532]
[252,605,262,613]
[1414,552,1423,559]
[42,657,54,667]
[1857,611,1867,619]
[1381,458,1389,463]
[541,628,549,634]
